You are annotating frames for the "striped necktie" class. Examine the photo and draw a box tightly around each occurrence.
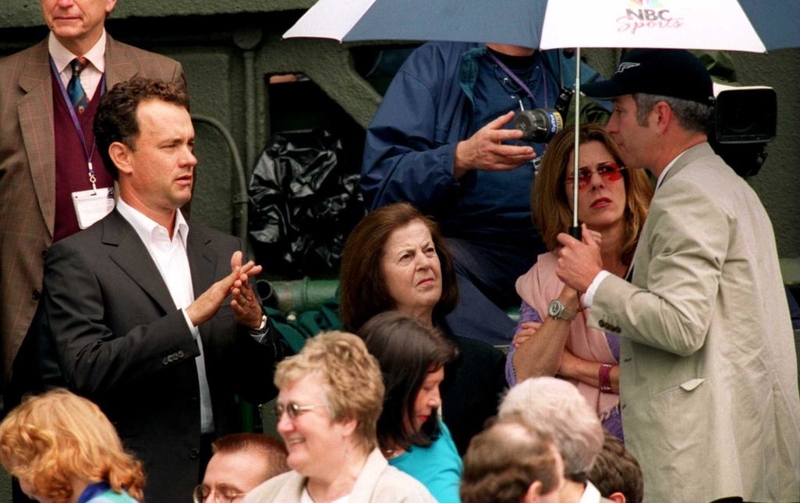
[67,57,89,113]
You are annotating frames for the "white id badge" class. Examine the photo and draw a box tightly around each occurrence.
[72,187,115,229]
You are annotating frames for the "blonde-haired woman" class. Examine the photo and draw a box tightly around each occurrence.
[245,331,435,502]
[0,389,145,502]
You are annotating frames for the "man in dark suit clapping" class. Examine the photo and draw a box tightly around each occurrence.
[42,77,281,502]
[1,0,185,413]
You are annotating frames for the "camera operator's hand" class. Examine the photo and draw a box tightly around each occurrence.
[453,111,537,180]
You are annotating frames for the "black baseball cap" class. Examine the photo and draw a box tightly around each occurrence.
[581,49,714,105]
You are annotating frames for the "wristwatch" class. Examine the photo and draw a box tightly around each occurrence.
[250,314,268,333]
[548,299,577,321]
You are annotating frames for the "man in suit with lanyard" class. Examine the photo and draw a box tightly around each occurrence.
[42,77,282,501]
[555,49,799,502]
[0,0,185,414]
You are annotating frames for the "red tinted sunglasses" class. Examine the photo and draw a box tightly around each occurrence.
[565,162,627,190]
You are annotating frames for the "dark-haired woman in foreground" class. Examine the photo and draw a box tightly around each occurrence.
[359,311,463,502]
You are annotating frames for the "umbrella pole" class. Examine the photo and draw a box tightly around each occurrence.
[569,47,582,240]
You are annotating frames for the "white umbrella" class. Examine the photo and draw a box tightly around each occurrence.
[284,0,799,234]
[285,0,798,52]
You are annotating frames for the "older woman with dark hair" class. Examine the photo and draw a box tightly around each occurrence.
[340,202,507,454]
[507,123,653,441]
[359,311,462,502]
[340,203,458,332]
[244,331,435,502]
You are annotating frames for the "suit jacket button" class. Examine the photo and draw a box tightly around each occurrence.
[162,357,169,365]
[599,320,606,328]
[177,350,185,358]
[189,448,200,459]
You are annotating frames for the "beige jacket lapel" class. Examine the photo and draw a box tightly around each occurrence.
[104,35,140,88]
[18,40,57,238]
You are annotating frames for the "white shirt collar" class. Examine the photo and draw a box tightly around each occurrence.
[116,198,190,247]
[48,29,107,75]
[655,149,690,191]
[578,481,603,503]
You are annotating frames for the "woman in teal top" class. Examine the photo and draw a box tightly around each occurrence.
[359,311,463,503]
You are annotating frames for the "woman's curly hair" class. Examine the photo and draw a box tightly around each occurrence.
[0,389,145,502]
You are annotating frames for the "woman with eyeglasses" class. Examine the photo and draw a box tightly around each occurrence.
[506,123,653,441]
[244,331,436,503]
[358,311,462,502]
[0,389,145,503]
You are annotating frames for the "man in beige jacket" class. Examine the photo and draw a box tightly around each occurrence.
[556,49,799,502]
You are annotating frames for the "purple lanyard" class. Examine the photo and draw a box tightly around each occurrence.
[487,51,549,107]
[49,56,106,191]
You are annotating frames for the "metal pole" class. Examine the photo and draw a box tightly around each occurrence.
[569,47,582,240]
[191,114,249,256]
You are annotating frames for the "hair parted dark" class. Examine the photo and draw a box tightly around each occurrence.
[588,434,644,503]
[357,311,458,452]
[532,123,653,266]
[212,433,289,481]
[93,77,190,180]
[339,203,458,332]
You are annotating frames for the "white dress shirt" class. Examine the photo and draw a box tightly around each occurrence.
[116,199,215,434]
[578,481,604,503]
[49,29,106,101]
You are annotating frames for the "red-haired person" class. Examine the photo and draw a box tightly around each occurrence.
[0,389,145,502]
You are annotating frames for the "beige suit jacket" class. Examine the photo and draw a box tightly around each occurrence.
[590,143,800,502]
[0,35,184,386]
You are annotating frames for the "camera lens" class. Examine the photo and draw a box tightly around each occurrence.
[514,108,564,143]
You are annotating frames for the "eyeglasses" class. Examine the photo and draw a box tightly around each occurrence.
[273,401,322,420]
[564,162,627,190]
[192,484,247,503]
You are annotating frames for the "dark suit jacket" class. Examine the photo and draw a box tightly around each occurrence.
[0,35,185,387]
[436,317,507,456]
[43,210,279,502]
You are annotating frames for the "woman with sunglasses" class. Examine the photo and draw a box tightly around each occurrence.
[244,331,435,503]
[358,311,462,503]
[506,123,653,441]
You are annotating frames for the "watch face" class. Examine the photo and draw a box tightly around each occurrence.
[548,300,562,318]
